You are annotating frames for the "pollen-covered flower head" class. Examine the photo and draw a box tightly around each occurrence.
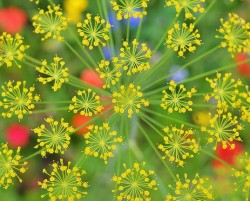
[166,173,213,201]
[112,162,157,200]
[36,56,69,91]
[38,159,89,200]
[33,117,74,157]
[204,72,244,110]
[111,0,148,20]
[117,39,151,75]
[216,13,250,57]
[96,58,122,89]
[0,143,28,189]
[77,13,111,50]
[0,32,29,68]
[112,83,149,118]
[166,23,202,57]
[84,122,123,164]
[232,152,250,201]
[165,0,206,19]
[69,88,103,116]
[161,80,196,113]
[158,125,199,167]
[201,111,243,150]
[32,5,68,41]
[0,80,40,120]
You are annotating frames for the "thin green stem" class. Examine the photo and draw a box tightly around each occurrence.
[126,18,131,42]
[31,107,69,114]
[20,148,45,162]
[25,55,42,66]
[135,12,144,40]
[34,101,72,104]
[195,0,217,25]
[138,124,176,179]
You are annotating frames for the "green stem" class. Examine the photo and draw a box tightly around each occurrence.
[135,11,144,40]
[126,18,131,42]
[31,107,69,114]
[138,124,176,179]
[34,101,72,104]
[195,0,217,25]
[20,149,45,162]
[25,55,42,66]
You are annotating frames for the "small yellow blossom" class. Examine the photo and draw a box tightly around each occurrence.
[166,173,213,201]
[0,81,40,120]
[112,83,149,118]
[165,0,206,19]
[158,125,199,166]
[166,23,202,57]
[117,39,151,75]
[84,122,123,164]
[77,13,111,50]
[0,32,29,68]
[111,0,148,20]
[112,162,157,200]
[96,58,122,88]
[0,143,28,189]
[232,152,250,201]
[205,72,244,110]
[161,80,196,113]
[216,13,250,57]
[64,0,88,23]
[36,56,69,91]
[32,5,68,41]
[38,159,88,200]
[33,117,74,157]
[69,88,103,116]
[201,111,243,150]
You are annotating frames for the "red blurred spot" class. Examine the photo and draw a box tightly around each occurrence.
[71,114,91,135]
[212,141,244,169]
[5,123,30,147]
[80,69,104,88]
[0,7,27,34]
[235,53,250,76]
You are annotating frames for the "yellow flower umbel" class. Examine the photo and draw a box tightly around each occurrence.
[0,32,29,68]
[0,143,28,189]
[204,73,244,110]
[112,162,157,200]
[232,152,250,201]
[111,0,148,20]
[96,58,122,88]
[166,23,202,57]
[201,111,243,150]
[158,125,199,167]
[161,80,196,113]
[0,81,40,120]
[77,13,111,50]
[112,83,149,118]
[216,13,250,57]
[69,89,103,116]
[64,0,88,23]
[36,56,69,91]
[38,159,88,200]
[166,173,213,201]
[33,117,74,157]
[84,123,123,164]
[117,39,152,75]
[165,0,206,19]
[32,5,68,41]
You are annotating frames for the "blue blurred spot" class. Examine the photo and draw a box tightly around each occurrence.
[168,65,189,83]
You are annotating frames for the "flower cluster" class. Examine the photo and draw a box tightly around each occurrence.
[69,89,103,116]
[166,173,213,200]
[0,32,29,68]
[166,23,202,57]
[32,5,68,41]
[161,80,196,113]
[0,80,40,120]
[33,117,74,157]
[36,56,69,91]
[111,0,148,20]
[84,123,123,164]
[38,159,88,200]
[112,162,157,200]
[158,125,199,166]
[0,143,28,189]
[112,83,149,118]
[77,13,111,50]
[216,13,250,57]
